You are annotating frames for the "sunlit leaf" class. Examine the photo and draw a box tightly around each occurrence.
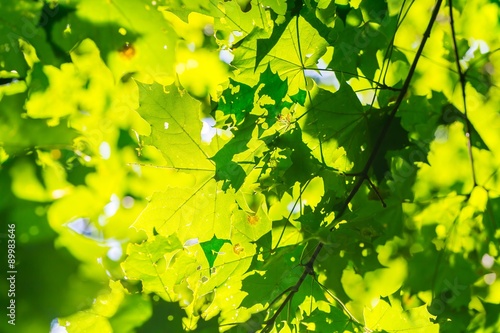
[3,0,500,332]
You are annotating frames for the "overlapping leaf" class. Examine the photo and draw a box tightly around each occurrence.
[212,66,304,191]
[232,15,328,92]
[297,82,371,170]
[4,0,500,333]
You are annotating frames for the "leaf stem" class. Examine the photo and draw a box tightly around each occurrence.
[448,0,478,187]
[313,276,367,329]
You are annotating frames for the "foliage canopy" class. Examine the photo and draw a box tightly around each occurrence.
[1,0,500,332]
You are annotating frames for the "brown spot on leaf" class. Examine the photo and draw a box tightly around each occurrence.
[247,215,259,225]
[120,43,135,59]
[233,243,244,255]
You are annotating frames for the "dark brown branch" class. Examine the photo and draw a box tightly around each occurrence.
[261,0,444,330]
[331,0,445,228]
[366,177,387,208]
[261,243,323,333]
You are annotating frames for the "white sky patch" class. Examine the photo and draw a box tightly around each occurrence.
[219,48,234,64]
[461,39,490,69]
[304,58,340,89]
[131,163,142,176]
[107,239,123,261]
[287,200,306,214]
[1,78,19,86]
[67,218,124,260]
[355,89,376,105]
[50,319,68,333]
[99,142,111,160]
[51,188,68,199]
[66,217,103,240]
[187,42,196,52]
[122,196,135,209]
[201,116,217,143]
[98,214,106,226]
[201,116,234,144]
[220,30,242,64]
[434,126,448,143]
[411,36,422,49]
[184,238,199,247]
[484,272,496,285]
[164,122,169,129]
[228,30,243,45]
[67,218,94,236]
[203,24,214,36]
[482,253,495,269]
[104,194,120,217]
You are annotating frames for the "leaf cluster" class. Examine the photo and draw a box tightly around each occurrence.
[1,1,500,333]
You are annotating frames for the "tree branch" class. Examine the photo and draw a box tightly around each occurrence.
[261,243,323,333]
[260,0,444,330]
[331,0,445,226]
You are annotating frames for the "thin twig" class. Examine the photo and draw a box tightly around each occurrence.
[313,277,365,327]
[448,0,477,187]
[366,177,387,207]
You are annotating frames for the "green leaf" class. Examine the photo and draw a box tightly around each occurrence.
[371,114,410,181]
[212,67,298,191]
[60,313,112,333]
[241,244,305,308]
[300,307,353,332]
[5,1,500,332]
[0,1,45,76]
[270,126,322,188]
[109,293,152,333]
[121,234,192,301]
[132,179,236,242]
[59,281,149,333]
[218,78,255,125]
[232,204,272,242]
[137,81,217,170]
[364,300,439,333]
[298,82,366,170]
[39,0,177,81]
[200,235,231,269]
[232,15,328,92]
[438,102,489,150]
[0,91,78,156]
